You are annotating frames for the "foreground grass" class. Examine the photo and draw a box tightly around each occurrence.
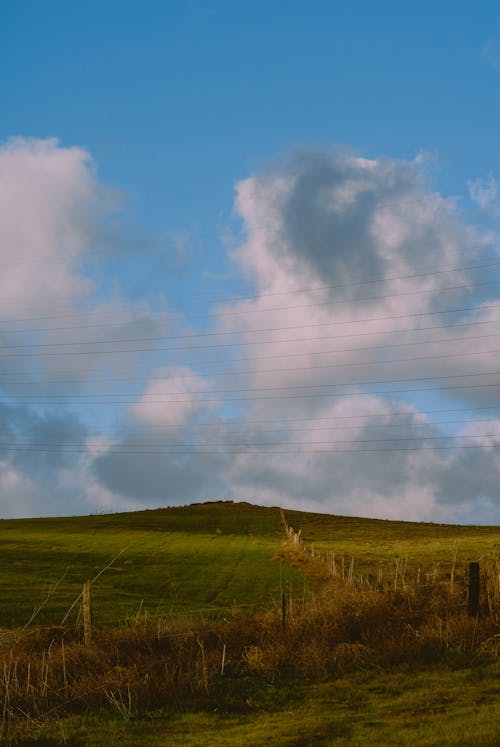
[16,663,500,746]
[1,576,498,744]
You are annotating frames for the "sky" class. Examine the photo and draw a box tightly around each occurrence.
[1,0,500,523]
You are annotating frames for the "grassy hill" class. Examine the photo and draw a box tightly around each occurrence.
[0,501,499,746]
[0,500,498,627]
[0,501,300,627]
[282,506,500,581]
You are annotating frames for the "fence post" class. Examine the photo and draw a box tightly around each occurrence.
[468,562,480,617]
[83,580,92,646]
[281,590,287,633]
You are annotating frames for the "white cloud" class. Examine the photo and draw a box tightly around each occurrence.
[2,141,500,523]
[91,149,500,522]
[130,365,218,427]
[213,150,500,521]
[0,138,187,516]
[0,137,105,310]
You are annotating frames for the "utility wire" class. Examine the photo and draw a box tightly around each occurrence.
[4,380,500,405]
[5,368,500,400]
[0,255,499,317]
[0,319,500,360]
[2,329,500,380]
[5,432,500,450]
[3,441,500,455]
[2,303,500,357]
[2,344,500,389]
[118,404,500,428]
[3,277,500,332]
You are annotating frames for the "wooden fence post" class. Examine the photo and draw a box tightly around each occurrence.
[281,590,287,633]
[468,562,480,617]
[83,580,92,646]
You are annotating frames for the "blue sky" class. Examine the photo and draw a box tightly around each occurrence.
[3,1,499,279]
[1,1,500,521]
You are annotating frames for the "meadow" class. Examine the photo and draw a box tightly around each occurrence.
[0,501,498,745]
[0,502,299,627]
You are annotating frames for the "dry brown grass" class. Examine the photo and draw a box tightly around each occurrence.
[0,565,498,743]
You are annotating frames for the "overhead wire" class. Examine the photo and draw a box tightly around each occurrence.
[4,429,500,450]
[4,405,495,431]
[3,440,500,455]
[2,276,500,332]
[2,248,500,461]
[0,253,499,318]
[2,416,500,440]
[4,368,500,401]
[3,380,500,405]
[2,329,500,381]
[1,342,500,388]
[2,308,500,362]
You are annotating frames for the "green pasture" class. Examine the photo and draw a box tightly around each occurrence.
[283,507,500,579]
[0,500,499,627]
[0,502,298,627]
[18,663,500,746]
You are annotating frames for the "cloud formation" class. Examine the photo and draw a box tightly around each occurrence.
[0,138,175,515]
[215,150,500,522]
[1,141,500,523]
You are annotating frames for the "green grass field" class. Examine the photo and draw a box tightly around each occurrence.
[282,507,500,578]
[0,502,301,627]
[0,501,499,746]
[14,663,500,746]
[1,501,498,628]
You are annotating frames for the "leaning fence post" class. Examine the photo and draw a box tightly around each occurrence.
[281,590,287,633]
[83,580,92,646]
[468,562,480,617]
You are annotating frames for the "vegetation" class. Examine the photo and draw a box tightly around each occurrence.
[281,506,500,581]
[0,502,298,626]
[14,664,500,746]
[0,501,498,744]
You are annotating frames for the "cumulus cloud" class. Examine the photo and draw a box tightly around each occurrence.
[2,141,500,523]
[211,149,500,522]
[0,137,103,310]
[130,365,218,427]
[0,138,183,515]
[81,137,500,523]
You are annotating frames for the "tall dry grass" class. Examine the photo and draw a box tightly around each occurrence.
[0,557,498,742]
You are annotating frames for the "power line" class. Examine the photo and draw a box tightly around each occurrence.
[2,343,500,389]
[5,368,500,401]
[0,320,499,362]
[124,405,500,430]
[1,255,499,318]
[4,402,500,431]
[4,380,500,405]
[194,258,500,305]
[3,276,500,332]
[4,416,498,437]
[5,432,500,449]
[2,440,500,455]
[2,301,500,355]
[2,329,500,381]
[109,417,500,431]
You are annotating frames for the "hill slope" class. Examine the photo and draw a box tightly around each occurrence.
[0,500,498,627]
